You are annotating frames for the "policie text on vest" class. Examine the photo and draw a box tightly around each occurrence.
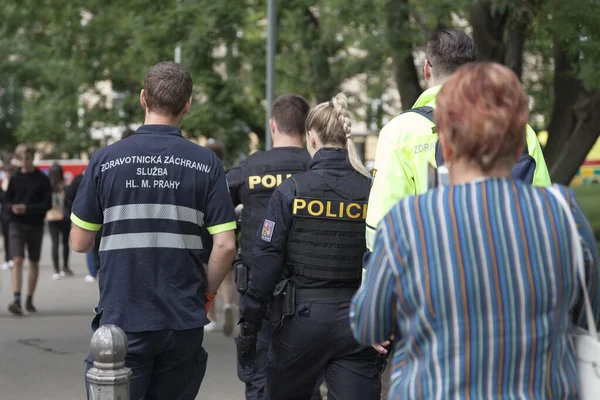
[293,197,367,221]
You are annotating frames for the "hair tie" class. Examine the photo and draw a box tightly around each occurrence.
[346,133,352,139]
[329,100,334,107]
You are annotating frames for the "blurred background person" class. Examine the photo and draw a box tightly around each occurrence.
[6,144,52,315]
[64,168,100,283]
[351,62,600,399]
[46,163,73,279]
[0,164,17,270]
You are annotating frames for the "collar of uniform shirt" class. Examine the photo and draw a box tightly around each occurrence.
[135,125,183,136]
[309,147,348,170]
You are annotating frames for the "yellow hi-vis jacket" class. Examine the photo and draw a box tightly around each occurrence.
[365,85,552,251]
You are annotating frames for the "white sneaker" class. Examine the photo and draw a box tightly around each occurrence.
[52,273,61,280]
[205,321,218,332]
[59,271,66,277]
[0,262,8,270]
[8,260,13,269]
[84,275,97,283]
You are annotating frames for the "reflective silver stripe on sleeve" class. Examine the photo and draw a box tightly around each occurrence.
[99,233,203,251]
[103,204,204,226]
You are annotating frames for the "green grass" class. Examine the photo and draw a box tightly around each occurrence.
[571,184,600,253]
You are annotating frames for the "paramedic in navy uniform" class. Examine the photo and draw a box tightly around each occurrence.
[70,61,237,400]
[237,94,382,400]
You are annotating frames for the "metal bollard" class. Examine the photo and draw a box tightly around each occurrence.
[86,324,132,400]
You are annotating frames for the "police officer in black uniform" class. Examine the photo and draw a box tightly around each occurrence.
[228,94,312,400]
[70,62,237,400]
[236,94,382,400]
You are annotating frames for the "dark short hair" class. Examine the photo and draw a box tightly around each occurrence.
[15,144,34,158]
[426,29,477,78]
[271,94,310,136]
[144,61,193,117]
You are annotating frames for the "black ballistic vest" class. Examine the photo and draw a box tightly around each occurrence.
[286,171,370,283]
[239,153,308,264]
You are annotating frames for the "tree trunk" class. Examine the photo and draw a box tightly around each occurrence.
[504,15,527,80]
[547,92,600,184]
[469,1,508,63]
[545,39,600,184]
[385,0,421,109]
[302,8,340,104]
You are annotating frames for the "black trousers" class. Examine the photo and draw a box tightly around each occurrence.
[266,300,381,400]
[48,219,70,273]
[238,319,323,400]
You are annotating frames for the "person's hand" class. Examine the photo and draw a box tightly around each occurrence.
[373,334,395,355]
[12,204,26,215]
[205,293,217,313]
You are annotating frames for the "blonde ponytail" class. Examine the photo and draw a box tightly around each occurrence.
[305,93,371,178]
[346,137,371,178]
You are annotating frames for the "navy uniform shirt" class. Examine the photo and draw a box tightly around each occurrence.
[71,125,236,332]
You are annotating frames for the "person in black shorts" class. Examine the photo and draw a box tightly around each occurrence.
[6,144,52,315]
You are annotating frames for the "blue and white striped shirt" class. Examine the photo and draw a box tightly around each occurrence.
[351,178,600,399]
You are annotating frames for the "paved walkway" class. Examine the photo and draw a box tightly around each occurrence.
[0,235,244,399]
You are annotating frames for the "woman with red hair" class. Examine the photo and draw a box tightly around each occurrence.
[351,62,600,399]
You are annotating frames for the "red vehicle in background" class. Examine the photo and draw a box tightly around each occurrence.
[0,159,88,185]
[34,159,88,184]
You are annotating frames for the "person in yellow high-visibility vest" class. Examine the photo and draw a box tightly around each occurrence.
[365,29,551,252]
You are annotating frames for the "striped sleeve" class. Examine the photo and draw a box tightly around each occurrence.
[351,213,399,345]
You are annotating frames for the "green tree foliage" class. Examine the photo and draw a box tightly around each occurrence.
[0,0,599,180]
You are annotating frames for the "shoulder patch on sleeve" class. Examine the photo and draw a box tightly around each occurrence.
[261,219,275,242]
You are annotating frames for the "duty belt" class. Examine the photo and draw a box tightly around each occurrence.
[295,287,358,303]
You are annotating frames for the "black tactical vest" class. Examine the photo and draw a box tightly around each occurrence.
[239,153,308,264]
[286,171,370,283]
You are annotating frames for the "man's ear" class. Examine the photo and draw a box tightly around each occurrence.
[424,59,432,82]
[140,89,147,108]
[269,119,276,136]
[182,97,192,115]
[439,131,453,163]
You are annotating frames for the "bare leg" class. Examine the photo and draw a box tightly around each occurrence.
[27,261,40,297]
[11,256,24,294]
[221,270,236,306]
[221,270,236,336]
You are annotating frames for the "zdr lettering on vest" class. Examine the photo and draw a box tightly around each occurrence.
[292,198,367,221]
[248,174,293,190]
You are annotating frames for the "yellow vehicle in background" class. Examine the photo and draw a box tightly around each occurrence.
[571,137,600,185]
[538,131,600,185]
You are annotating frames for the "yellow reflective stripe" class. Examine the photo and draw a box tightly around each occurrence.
[207,221,236,235]
[70,213,102,232]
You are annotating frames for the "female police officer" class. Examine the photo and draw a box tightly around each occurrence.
[236,94,381,400]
